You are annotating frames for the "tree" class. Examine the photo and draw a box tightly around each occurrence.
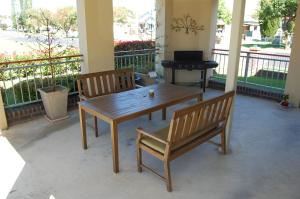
[19,0,32,12]
[113,7,135,25]
[217,0,232,25]
[28,9,70,90]
[11,0,32,30]
[54,7,77,37]
[258,0,281,37]
[138,11,155,40]
[258,0,298,39]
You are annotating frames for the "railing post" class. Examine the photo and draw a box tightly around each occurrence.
[243,51,250,83]
[0,88,8,130]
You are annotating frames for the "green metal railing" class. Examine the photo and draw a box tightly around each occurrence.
[0,49,156,108]
[212,49,290,92]
[0,55,83,108]
[115,49,156,74]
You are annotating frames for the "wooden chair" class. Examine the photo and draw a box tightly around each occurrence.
[77,68,136,137]
[136,91,235,191]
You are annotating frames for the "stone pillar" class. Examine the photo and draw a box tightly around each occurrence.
[0,89,8,130]
[76,0,115,74]
[284,5,300,107]
[225,0,246,150]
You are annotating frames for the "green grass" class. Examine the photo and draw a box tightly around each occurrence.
[242,43,285,49]
[212,74,285,92]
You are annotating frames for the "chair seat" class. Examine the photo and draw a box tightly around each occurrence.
[140,125,220,154]
[141,127,169,154]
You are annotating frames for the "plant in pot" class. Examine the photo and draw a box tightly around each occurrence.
[30,10,70,121]
[280,94,290,109]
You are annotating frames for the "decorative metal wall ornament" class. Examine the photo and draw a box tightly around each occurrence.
[171,14,204,35]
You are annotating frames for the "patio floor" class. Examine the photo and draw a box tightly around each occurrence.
[1,89,300,199]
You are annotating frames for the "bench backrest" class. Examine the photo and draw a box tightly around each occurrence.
[77,68,135,99]
[167,91,235,146]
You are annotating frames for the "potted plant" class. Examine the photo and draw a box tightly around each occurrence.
[32,10,70,121]
[280,94,290,109]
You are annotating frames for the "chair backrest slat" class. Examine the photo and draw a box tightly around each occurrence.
[77,68,135,99]
[168,91,235,145]
[89,77,96,97]
[115,68,135,92]
[81,78,90,98]
[96,76,102,95]
[108,73,115,93]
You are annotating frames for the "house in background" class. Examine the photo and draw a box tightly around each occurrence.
[243,17,261,41]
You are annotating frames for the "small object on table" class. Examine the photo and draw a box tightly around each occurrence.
[148,89,155,97]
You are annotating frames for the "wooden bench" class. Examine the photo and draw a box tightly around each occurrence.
[77,68,137,137]
[136,91,235,191]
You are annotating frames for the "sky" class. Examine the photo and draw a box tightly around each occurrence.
[0,0,259,19]
[0,0,154,16]
[225,0,260,20]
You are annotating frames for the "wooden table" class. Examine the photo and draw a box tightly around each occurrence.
[78,84,202,173]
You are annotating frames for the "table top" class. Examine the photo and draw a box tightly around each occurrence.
[79,84,202,122]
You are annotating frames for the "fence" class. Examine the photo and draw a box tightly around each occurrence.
[211,49,290,92]
[0,49,156,108]
[0,55,83,108]
[115,49,156,74]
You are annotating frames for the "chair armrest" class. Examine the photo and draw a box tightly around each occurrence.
[135,84,143,89]
[136,127,168,145]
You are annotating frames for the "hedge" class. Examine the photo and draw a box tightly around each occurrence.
[114,40,155,51]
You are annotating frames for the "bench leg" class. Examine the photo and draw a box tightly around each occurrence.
[137,133,143,172]
[164,160,172,192]
[221,130,226,154]
[94,116,99,137]
[137,147,142,172]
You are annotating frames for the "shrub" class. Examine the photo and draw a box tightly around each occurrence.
[114,40,155,51]
[0,48,80,81]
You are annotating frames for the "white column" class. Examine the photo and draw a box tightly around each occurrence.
[76,0,115,73]
[0,90,8,130]
[208,0,218,58]
[284,5,300,107]
[206,0,218,82]
[225,0,246,150]
[155,0,173,77]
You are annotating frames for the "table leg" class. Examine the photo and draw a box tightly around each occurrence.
[171,68,175,84]
[162,108,167,120]
[94,116,99,137]
[203,69,207,92]
[110,121,119,173]
[79,106,87,150]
